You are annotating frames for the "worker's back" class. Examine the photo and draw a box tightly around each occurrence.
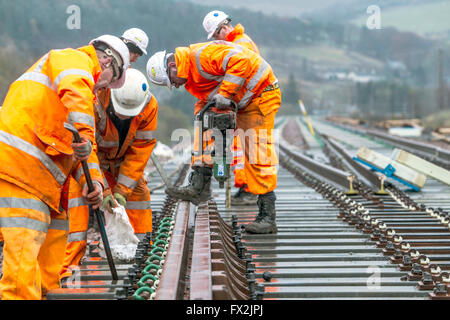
[0,46,101,211]
[175,41,276,113]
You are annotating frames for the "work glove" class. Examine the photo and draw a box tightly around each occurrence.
[114,193,127,207]
[102,194,117,213]
[82,181,103,210]
[213,94,232,110]
[72,136,92,161]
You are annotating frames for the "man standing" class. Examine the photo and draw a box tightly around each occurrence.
[203,10,260,205]
[146,41,281,234]
[60,29,154,281]
[0,34,129,299]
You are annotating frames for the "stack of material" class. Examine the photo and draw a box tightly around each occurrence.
[355,146,427,191]
[431,127,450,144]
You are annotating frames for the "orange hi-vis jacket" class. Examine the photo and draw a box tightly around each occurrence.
[175,41,278,115]
[60,89,158,279]
[225,23,260,55]
[0,45,104,212]
[95,88,158,198]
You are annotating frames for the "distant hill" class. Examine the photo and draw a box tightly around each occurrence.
[0,0,447,124]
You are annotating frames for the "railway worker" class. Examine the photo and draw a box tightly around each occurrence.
[61,28,149,280]
[202,10,260,205]
[60,69,157,281]
[60,29,154,281]
[0,34,129,300]
[146,41,281,234]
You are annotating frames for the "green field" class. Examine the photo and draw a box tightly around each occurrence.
[351,1,450,35]
[262,44,384,78]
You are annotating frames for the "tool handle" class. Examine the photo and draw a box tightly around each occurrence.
[64,123,118,280]
[71,129,97,194]
[151,153,172,188]
[196,100,238,120]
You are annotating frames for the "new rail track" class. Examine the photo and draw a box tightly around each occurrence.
[44,116,450,300]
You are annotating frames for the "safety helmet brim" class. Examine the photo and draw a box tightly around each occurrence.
[90,34,130,89]
[111,91,149,116]
[110,68,150,116]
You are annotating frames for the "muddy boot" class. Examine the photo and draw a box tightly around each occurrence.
[231,185,258,206]
[244,191,277,234]
[165,166,212,205]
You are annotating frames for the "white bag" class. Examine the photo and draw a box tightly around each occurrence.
[99,205,140,261]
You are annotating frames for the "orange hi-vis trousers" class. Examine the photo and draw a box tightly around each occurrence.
[0,178,68,300]
[231,135,247,189]
[191,88,280,195]
[60,173,152,279]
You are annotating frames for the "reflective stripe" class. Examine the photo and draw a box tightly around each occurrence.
[54,69,95,89]
[238,60,270,108]
[15,72,54,91]
[235,38,252,45]
[34,53,49,73]
[68,197,86,209]
[68,231,87,242]
[258,166,277,176]
[68,112,95,129]
[75,162,101,182]
[0,130,67,185]
[223,74,245,87]
[97,135,120,148]
[126,201,151,210]
[238,91,254,109]
[0,197,50,215]
[0,217,49,233]
[207,84,222,101]
[195,43,224,82]
[135,130,156,140]
[117,174,138,189]
[235,38,258,52]
[247,60,269,91]
[49,218,68,231]
[222,48,242,72]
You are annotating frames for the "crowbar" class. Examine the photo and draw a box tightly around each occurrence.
[64,122,118,281]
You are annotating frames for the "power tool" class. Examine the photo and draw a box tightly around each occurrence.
[194,101,237,188]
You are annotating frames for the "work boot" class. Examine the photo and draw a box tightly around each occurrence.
[165,166,212,205]
[244,191,277,234]
[231,185,258,206]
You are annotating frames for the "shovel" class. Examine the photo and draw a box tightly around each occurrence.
[64,122,118,281]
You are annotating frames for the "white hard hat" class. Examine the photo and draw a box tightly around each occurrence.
[90,34,130,89]
[110,68,150,117]
[122,28,149,55]
[203,10,229,39]
[146,50,172,90]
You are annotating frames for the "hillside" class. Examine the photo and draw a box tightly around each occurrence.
[0,0,448,131]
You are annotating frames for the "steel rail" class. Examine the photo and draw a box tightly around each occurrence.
[279,144,353,191]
